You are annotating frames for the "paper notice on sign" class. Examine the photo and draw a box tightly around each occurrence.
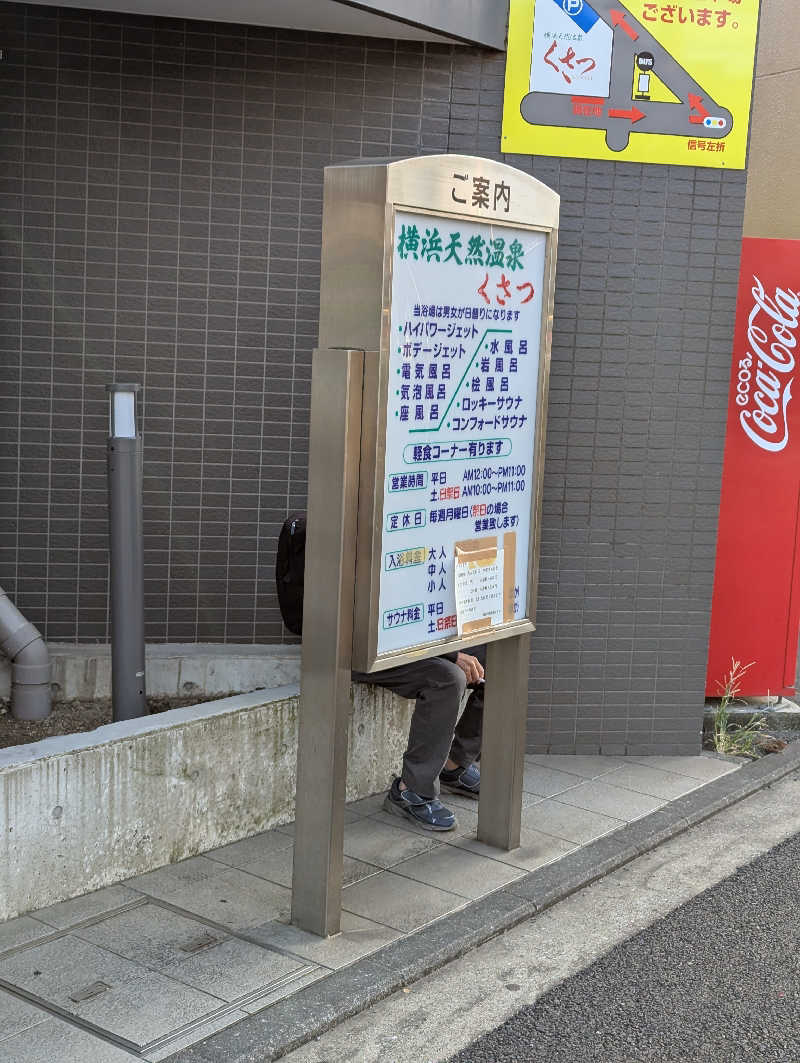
[455,547,504,636]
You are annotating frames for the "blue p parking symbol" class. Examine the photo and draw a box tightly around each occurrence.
[556,0,597,32]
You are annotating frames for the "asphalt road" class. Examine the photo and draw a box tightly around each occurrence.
[448,831,800,1063]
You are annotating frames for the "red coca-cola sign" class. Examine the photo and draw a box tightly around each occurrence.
[736,276,799,453]
[707,238,800,696]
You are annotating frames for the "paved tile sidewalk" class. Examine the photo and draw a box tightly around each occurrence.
[0,754,739,1062]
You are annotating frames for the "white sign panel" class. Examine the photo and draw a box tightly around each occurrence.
[376,210,547,656]
[530,0,612,98]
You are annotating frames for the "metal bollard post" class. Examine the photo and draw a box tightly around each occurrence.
[106,383,147,721]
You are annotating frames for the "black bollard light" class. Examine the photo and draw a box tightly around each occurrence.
[106,382,147,720]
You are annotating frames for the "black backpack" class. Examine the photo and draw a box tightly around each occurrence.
[275,513,306,635]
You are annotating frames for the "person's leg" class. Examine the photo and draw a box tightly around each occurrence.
[352,656,466,799]
[439,645,485,798]
[447,643,486,769]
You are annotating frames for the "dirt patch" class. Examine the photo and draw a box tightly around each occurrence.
[0,693,229,751]
[702,722,795,757]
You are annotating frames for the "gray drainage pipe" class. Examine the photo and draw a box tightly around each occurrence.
[0,586,51,721]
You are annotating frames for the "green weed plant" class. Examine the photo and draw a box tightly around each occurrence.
[712,658,766,757]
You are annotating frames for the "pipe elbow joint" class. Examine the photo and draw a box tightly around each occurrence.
[0,590,51,721]
[17,632,49,669]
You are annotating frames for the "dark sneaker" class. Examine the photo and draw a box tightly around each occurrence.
[439,762,480,799]
[383,778,456,831]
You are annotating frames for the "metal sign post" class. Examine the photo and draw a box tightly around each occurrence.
[292,155,559,935]
[291,348,364,937]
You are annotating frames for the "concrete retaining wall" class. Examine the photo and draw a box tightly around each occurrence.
[0,682,412,922]
[0,644,302,701]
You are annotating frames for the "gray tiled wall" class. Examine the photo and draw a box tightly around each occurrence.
[0,4,746,752]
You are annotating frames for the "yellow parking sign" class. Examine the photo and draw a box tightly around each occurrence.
[502,0,760,168]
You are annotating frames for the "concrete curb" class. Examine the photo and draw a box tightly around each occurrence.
[168,745,800,1063]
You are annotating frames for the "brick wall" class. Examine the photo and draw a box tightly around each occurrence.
[0,3,747,751]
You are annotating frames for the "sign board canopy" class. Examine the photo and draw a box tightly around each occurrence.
[502,0,759,169]
[317,155,559,672]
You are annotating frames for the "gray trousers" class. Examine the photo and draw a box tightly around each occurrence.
[352,645,485,799]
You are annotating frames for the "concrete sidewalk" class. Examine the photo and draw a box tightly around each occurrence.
[0,750,785,1063]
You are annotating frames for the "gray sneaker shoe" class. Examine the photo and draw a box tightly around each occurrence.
[439,762,480,799]
[383,777,457,831]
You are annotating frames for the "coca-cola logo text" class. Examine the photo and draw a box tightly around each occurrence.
[737,276,800,452]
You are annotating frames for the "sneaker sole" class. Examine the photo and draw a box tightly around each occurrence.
[382,795,457,832]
